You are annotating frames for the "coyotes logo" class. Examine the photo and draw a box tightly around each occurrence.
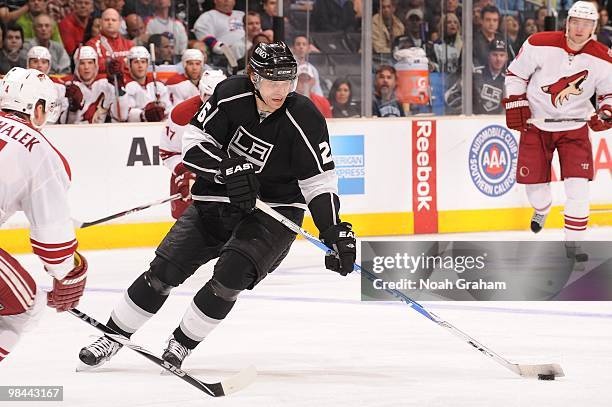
[541,70,588,108]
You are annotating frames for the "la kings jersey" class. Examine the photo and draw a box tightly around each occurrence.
[0,111,77,279]
[506,32,612,132]
[473,66,505,114]
[182,76,340,227]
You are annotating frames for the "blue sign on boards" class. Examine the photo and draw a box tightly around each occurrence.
[330,135,365,195]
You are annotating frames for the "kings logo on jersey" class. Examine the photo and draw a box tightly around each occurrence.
[469,125,518,197]
[228,126,274,172]
[541,70,588,108]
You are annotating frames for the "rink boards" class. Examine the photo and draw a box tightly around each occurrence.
[1,116,611,252]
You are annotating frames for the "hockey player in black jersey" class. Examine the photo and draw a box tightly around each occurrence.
[78,41,357,370]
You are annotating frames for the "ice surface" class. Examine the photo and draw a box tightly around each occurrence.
[2,228,611,406]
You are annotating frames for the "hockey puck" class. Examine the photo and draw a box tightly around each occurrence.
[537,374,555,381]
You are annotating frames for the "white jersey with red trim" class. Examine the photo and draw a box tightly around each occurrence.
[165,74,199,107]
[63,75,116,124]
[0,111,76,280]
[49,78,68,125]
[113,77,171,122]
[160,95,202,174]
[506,31,612,132]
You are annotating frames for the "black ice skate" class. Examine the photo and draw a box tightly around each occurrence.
[77,336,122,370]
[530,211,548,233]
[162,337,192,370]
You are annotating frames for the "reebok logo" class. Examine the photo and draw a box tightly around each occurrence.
[415,121,433,211]
[412,120,438,234]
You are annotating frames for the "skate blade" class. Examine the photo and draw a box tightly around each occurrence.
[76,360,103,372]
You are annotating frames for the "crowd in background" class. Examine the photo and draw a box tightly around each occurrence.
[0,0,610,121]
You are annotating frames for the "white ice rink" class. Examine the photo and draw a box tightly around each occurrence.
[2,228,612,407]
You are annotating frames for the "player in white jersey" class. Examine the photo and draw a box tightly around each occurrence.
[165,49,206,106]
[503,1,612,242]
[160,69,227,219]
[0,68,88,363]
[26,46,67,124]
[63,46,118,124]
[112,46,171,122]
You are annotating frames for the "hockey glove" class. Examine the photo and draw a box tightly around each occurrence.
[219,156,260,212]
[47,251,88,312]
[174,170,196,199]
[143,102,166,122]
[65,84,84,112]
[588,104,612,132]
[320,222,356,276]
[503,93,531,132]
[107,59,125,88]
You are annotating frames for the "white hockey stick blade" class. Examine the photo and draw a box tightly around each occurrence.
[512,363,565,378]
[219,365,258,395]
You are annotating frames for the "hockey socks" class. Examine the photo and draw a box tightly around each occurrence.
[564,178,589,241]
[109,272,169,337]
[173,280,236,350]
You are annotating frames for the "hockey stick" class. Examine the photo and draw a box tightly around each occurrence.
[255,200,565,379]
[527,117,590,124]
[149,43,161,104]
[73,193,182,229]
[68,308,257,397]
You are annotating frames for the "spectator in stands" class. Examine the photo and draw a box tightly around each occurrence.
[394,9,427,49]
[597,7,611,46]
[472,38,506,114]
[245,10,262,51]
[295,63,332,118]
[24,13,69,73]
[193,0,245,61]
[328,78,360,118]
[311,0,359,32]
[260,0,276,38]
[500,14,521,62]
[148,32,174,65]
[86,7,133,73]
[145,0,187,56]
[372,0,404,53]
[535,6,547,32]
[166,48,206,105]
[59,0,94,56]
[123,0,154,19]
[522,17,538,38]
[83,15,101,42]
[431,12,462,74]
[292,34,323,95]
[0,23,27,73]
[125,12,148,45]
[373,65,404,117]
[444,0,461,20]
[0,0,28,24]
[472,5,482,32]
[47,0,71,23]
[17,0,62,42]
[472,5,502,67]
[396,0,434,35]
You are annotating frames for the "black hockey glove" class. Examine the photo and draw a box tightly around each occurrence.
[219,156,260,212]
[320,222,356,276]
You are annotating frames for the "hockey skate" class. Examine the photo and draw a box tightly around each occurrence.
[162,336,192,370]
[530,211,548,233]
[77,336,122,370]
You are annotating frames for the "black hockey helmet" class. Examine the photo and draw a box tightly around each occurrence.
[248,41,297,81]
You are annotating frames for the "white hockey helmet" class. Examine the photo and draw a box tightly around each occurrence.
[73,46,99,80]
[26,46,52,73]
[566,1,598,39]
[199,70,226,100]
[0,67,58,128]
[181,48,205,67]
[128,46,151,63]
